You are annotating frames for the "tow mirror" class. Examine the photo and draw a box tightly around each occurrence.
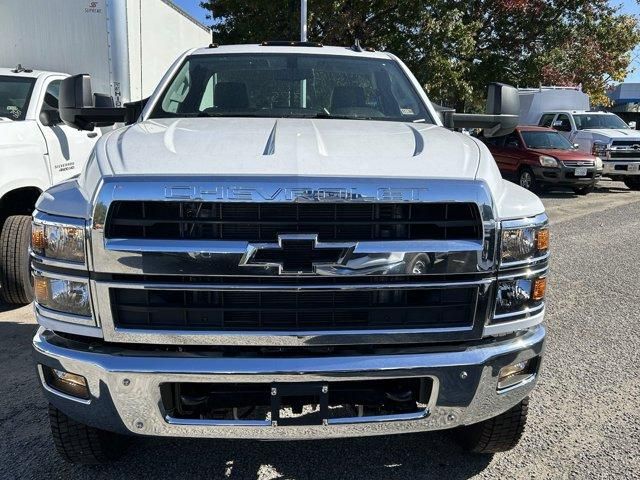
[443,83,519,138]
[39,109,62,126]
[59,74,126,130]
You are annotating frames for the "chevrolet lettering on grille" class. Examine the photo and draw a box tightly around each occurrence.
[240,234,355,274]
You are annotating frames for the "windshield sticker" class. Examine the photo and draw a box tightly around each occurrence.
[401,108,415,115]
[6,106,21,119]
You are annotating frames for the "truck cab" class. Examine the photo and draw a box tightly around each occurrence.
[0,67,100,303]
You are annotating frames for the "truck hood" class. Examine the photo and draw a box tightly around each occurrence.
[97,118,480,179]
[581,128,640,140]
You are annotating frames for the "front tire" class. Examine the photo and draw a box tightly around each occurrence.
[49,405,128,464]
[518,168,537,192]
[455,397,529,454]
[0,215,33,304]
[624,178,640,191]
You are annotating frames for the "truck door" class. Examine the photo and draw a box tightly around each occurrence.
[36,78,100,185]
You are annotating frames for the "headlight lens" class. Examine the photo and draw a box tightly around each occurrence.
[31,223,85,263]
[592,142,609,158]
[495,276,546,317]
[539,155,558,167]
[501,226,549,264]
[34,276,91,316]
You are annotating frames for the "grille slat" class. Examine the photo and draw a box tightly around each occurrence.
[111,287,477,332]
[106,201,482,242]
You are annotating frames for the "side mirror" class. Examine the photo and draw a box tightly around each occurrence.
[123,97,149,125]
[573,143,580,149]
[629,121,637,129]
[39,109,62,126]
[59,74,126,130]
[443,83,519,138]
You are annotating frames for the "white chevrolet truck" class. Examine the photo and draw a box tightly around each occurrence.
[30,44,548,464]
[0,66,99,304]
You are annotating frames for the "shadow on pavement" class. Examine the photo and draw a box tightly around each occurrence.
[0,318,494,480]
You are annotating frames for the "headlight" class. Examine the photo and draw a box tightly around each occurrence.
[592,142,609,158]
[538,155,558,167]
[595,156,603,170]
[32,222,85,263]
[34,275,91,316]
[500,224,549,265]
[495,276,546,318]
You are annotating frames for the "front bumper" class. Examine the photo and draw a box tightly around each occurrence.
[602,161,640,177]
[33,325,545,440]
[532,165,600,186]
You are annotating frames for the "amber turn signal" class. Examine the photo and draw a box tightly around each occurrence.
[31,224,46,251]
[532,277,547,301]
[536,228,549,251]
[34,276,50,302]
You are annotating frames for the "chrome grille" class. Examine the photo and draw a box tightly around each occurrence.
[610,141,640,160]
[105,201,483,242]
[110,285,478,332]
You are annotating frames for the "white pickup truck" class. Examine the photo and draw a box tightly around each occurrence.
[0,67,99,303]
[518,87,640,190]
[31,44,548,464]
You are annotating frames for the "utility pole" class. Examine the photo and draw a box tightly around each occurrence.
[300,0,308,42]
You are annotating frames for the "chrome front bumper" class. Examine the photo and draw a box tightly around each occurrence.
[33,325,545,440]
[603,161,640,176]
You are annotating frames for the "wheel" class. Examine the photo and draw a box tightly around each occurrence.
[0,215,33,304]
[48,404,128,464]
[518,168,537,192]
[573,185,594,195]
[624,178,640,191]
[454,397,529,454]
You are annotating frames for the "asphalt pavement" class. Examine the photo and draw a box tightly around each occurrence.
[1,180,639,479]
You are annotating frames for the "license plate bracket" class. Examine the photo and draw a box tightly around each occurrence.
[270,382,329,426]
[628,164,640,173]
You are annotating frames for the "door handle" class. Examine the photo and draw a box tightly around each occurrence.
[87,132,98,138]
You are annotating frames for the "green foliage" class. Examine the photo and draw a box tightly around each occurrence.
[200,0,640,110]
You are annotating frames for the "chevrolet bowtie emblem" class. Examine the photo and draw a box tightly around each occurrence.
[240,234,355,274]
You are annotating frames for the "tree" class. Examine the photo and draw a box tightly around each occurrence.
[200,0,640,109]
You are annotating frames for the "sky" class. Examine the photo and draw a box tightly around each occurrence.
[174,0,640,82]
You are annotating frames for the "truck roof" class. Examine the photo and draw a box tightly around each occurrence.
[189,44,396,60]
[544,110,614,115]
[0,67,64,79]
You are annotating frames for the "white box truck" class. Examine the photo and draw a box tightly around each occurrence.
[0,0,210,304]
[518,87,640,190]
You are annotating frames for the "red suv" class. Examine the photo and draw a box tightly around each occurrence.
[481,126,602,195]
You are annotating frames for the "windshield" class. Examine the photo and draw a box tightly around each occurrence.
[574,114,629,130]
[0,76,35,120]
[150,53,431,122]
[521,131,574,150]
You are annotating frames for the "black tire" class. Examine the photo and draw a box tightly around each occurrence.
[517,168,537,192]
[49,404,128,464]
[573,185,594,195]
[455,397,529,454]
[0,215,33,304]
[624,178,640,191]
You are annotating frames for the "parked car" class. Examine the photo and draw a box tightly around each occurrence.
[481,126,602,194]
[518,87,640,190]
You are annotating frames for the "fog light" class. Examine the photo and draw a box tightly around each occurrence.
[498,359,535,390]
[42,366,90,400]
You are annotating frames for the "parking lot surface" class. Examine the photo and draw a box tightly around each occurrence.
[1,180,639,480]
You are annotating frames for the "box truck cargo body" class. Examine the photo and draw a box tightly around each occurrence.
[0,0,211,105]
